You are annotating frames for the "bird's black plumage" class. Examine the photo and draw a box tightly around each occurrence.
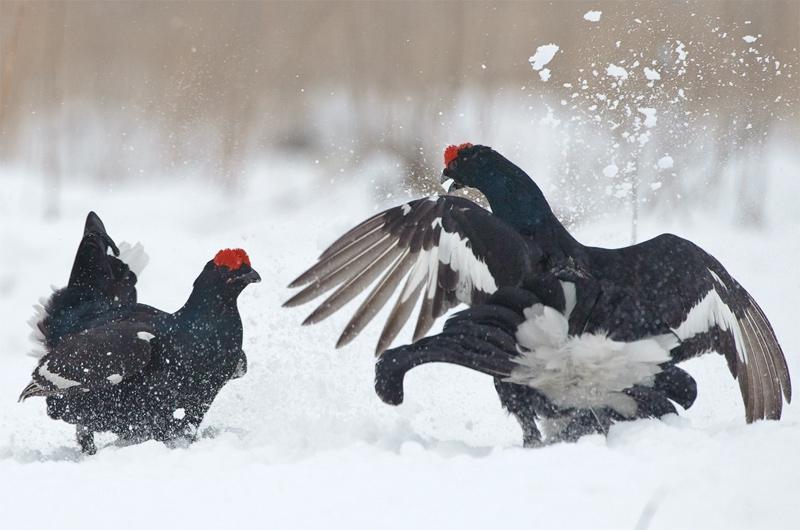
[376,275,698,445]
[287,144,790,444]
[20,213,259,454]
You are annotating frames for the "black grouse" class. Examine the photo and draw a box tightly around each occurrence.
[19,212,259,454]
[286,143,791,446]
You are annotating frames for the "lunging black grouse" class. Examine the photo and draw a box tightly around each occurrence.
[19,212,259,454]
[286,143,791,446]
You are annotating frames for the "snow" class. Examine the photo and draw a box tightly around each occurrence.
[1,160,799,529]
[638,107,658,128]
[743,35,759,43]
[529,44,559,71]
[675,40,688,62]
[539,68,552,82]
[644,67,662,80]
[583,11,602,22]
[603,163,619,178]
[606,63,629,80]
[657,155,674,169]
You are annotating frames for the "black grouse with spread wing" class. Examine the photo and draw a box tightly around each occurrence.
[287,144,790,445]
[20,213,259,454]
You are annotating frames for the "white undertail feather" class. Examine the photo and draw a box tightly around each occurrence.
[26,296,52,359]
[118,241,149,277]
[507,304,676,417]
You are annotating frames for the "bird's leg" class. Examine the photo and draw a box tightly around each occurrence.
[76,425,96,455]
[590,409,609,436]
[493,380,547,448]
[560,410,611,442]
[515,412,544,448]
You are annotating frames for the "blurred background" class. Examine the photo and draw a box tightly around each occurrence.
[0,0,798,228]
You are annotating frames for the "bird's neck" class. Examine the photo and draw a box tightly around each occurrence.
[479,163,579,250]
[178,288,240,322]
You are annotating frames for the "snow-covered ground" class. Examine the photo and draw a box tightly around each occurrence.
[1,160,799,530]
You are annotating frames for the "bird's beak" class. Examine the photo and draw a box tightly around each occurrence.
[237,269,262,285]
[441,168,464,192]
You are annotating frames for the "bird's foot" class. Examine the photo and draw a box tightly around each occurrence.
[76,425,97,455]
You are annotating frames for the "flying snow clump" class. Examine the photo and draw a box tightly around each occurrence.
[638,108,657,128]
[583,11,602,22]
[657,156,674,169]
[529,44,560,71]
[643,67,661,81]
[743,35,759,43]
[606,64,629,80]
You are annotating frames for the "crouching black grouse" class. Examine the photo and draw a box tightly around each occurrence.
[286,143,791,446]
[19,212,259,454]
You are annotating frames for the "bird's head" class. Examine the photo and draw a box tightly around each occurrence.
[194,249,261,298]
[441,143,498,192]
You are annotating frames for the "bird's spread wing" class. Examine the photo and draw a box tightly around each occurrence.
[285,196,534,354]
[19,321,157,401]
[599,234,791,422]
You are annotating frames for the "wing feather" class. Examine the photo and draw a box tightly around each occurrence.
[287,196,532,354]
[336,248,417,348]
[613,234,791,421]
[20,321,155,401]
